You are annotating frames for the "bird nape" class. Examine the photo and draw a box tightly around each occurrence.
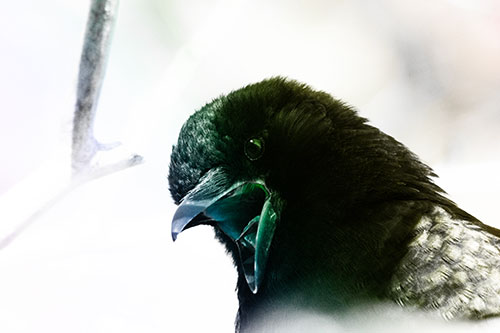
[168,77,500,331]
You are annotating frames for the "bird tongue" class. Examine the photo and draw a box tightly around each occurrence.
[233,199,277,293]
[204,183,277,293]
[204,183,267,240]
[172,175,277,294]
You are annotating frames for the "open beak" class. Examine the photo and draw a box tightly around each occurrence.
[171,168,278,294]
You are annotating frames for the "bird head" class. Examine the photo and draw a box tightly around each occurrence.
[168,77,446,301]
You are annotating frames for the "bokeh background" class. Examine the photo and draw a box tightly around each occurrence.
[1,0,499,332]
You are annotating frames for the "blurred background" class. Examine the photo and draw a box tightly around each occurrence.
[0,0,499,332]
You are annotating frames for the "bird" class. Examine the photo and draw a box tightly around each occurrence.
[168,77,500,332]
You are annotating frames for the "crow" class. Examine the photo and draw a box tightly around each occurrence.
[168,77,500,331]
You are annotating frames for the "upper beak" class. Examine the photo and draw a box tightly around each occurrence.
[171,167,278,293]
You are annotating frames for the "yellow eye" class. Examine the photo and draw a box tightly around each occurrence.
[244,137,265,161]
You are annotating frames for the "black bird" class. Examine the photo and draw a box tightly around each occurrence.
[168,77,500,331]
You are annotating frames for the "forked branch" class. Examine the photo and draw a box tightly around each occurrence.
[0,0,142,251]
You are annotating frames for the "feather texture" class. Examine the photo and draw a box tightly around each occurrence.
[389,206,500,319]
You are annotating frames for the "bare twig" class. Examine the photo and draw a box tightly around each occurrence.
[73,0,118,173]
[73,0,142,175]
[0,0,143,251]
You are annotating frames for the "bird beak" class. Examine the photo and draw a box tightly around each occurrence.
[171,168,278,294]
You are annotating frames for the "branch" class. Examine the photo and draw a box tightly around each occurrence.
[72,0,117,173]
[0,0,143,251]
[72,0,142,176]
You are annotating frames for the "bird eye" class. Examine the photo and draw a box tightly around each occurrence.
[244,137,265,161]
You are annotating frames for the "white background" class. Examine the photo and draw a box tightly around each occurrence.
[1,0,500,332]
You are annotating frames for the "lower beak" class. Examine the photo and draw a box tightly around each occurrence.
[171,168,278,293]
